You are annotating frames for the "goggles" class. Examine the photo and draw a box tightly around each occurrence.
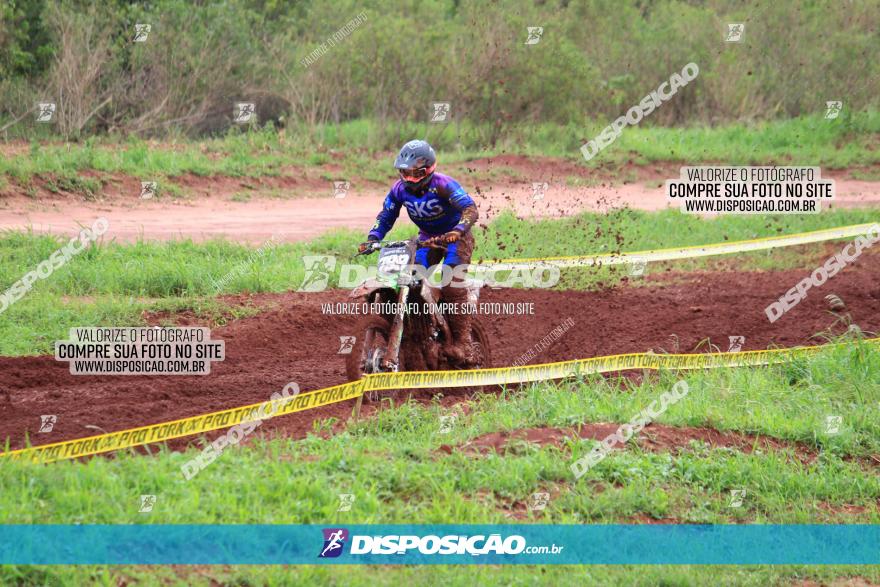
[398,163,435,183]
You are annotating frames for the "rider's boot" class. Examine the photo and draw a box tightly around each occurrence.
[442,286,474,364]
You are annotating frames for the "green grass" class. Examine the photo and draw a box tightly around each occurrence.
[4,337,878,523]
[853,168,880,181]
[597,110,880,169]
[477,207,879,262]
[1,113,879,188]
[1,338,879,584]
[1,211,879,584]
[6,563,880,587]
[1,208,877,355]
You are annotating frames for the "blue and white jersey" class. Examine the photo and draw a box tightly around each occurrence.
[368,173,476,239]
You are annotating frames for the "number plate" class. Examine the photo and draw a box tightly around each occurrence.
[377,250,410,276]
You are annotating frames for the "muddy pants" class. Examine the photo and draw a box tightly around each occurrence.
[415,232,475,348]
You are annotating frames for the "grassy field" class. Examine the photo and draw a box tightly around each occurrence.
[3,0,879,582]
[1,113,879,199]
[1,336,878,585]
[6,563,880,586]
[2,209,880,585]
[1,208,878,356]
[6,341,880,524]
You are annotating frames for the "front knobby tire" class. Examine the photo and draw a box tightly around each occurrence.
[345,315,402,402]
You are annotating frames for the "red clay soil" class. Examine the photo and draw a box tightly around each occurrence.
[1,155,878,243]
[443,423,813,463]
[1,258,879,453]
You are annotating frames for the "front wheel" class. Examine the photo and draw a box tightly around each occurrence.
[346,315,393,380]
[345,315,403,401]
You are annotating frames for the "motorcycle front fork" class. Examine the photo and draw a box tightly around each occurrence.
[382,285,409,371]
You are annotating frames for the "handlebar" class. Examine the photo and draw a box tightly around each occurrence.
[354,241,384,257]
[355,236,449,257]
[421,237,449,250]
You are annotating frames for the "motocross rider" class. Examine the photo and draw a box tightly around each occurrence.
[358,139,479,362]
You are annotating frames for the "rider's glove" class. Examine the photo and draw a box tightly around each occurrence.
[442,230,462,243]
[358,241,376,254]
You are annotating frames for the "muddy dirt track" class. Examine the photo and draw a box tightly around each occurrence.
[1,155,879,243]
[2,255,879,453]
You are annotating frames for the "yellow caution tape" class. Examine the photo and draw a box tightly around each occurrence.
[361,337,880,390]
[480,223,879,269]
[1,381,367,465]
[3,337,877,464]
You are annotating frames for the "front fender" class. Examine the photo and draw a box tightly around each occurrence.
[349,278,390,299]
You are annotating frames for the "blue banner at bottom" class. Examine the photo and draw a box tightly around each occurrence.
[0,525,877,565]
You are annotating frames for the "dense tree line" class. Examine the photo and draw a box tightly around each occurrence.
[1,0,877,141]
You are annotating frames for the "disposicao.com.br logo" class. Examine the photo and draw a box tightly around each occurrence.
[318,528,563,558]
[318,528,349,558]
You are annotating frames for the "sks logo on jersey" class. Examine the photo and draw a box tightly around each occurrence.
[318,528,349,558]
[404,198,442,218]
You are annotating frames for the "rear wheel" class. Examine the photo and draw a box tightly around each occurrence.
[469,319,492,370]
[447,319,493,396]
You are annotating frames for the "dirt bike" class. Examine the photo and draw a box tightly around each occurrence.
[345,236,492,398]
